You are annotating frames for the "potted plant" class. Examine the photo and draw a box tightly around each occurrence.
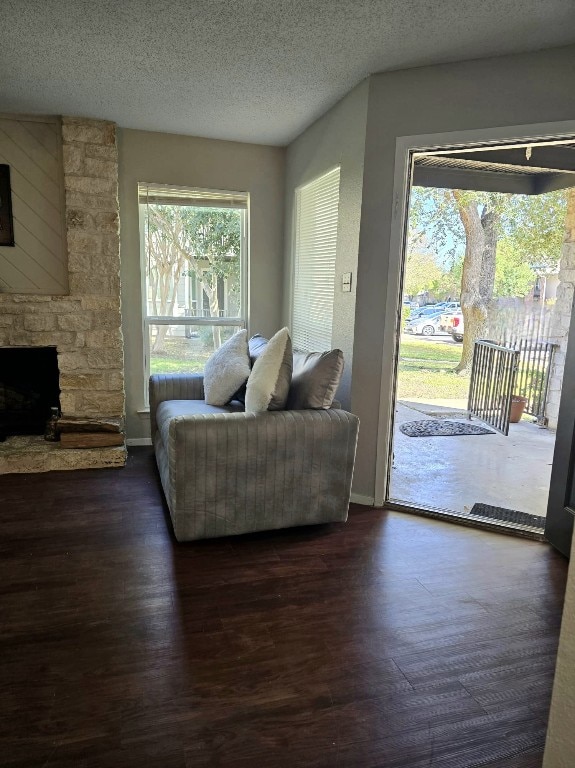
[509,395,529,423]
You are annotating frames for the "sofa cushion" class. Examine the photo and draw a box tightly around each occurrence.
[156,400,243,449]
[287,349,344,409]
[245,328,293,413]
[203,329,251,406]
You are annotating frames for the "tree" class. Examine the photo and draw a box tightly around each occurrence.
[502,192,568,271]
[145,206,189,352]
[410,188,502,372]
[433,257,463,300]
[409,187,568,373]
[403,247,444,297]
[145,205,241,351]
[452,191,499,372]
[494,239,536,298]
[179,207,241,348]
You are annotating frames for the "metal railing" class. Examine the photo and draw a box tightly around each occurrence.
[468,340,520,435]
[513,339,556,425]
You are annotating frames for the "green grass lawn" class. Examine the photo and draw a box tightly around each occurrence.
[400,336,462,364]
[397,335,470,401]
[150,356,208,374]
[149,336,212,375]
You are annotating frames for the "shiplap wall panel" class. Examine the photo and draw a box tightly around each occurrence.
[0,256,30,292]
[6,161,64,227]
[1,120,60,179]
[0,117,68,294]
[23,120,60,156]
[11,194,62,256]
[7,218,66,284]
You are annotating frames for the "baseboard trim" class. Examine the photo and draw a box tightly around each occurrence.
[350,493,375,506]
[126,438,152,447]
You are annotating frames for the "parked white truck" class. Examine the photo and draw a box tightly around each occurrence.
[448,312,464,342]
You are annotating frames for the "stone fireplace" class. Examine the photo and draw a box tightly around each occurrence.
[0,116,126,473]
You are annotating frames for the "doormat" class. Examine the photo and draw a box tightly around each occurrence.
[399,420,495,437]
[470,503,545,531]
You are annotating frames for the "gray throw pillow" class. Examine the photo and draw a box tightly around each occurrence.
[203,329,251,406]
[248,334,268,366]
[287,349,344,409]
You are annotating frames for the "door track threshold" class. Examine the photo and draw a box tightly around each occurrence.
[386,500,547,541]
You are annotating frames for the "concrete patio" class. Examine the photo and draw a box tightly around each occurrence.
[389,401,556,519]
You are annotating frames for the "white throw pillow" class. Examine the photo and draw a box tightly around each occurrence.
[203,329,251,406]
[245,328,291,414]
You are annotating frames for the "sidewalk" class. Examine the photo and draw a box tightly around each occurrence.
[389,401,555,519]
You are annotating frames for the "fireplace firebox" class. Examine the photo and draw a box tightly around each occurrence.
[0,347,60,441]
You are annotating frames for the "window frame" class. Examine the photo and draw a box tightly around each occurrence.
[139,183,249,405]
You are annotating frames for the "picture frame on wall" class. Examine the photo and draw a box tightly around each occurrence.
[0,164,15,247]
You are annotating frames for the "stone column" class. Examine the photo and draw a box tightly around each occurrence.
[546,188,575,430]
[60,117,125,421]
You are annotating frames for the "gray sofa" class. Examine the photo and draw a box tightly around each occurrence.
[149,372,359,541]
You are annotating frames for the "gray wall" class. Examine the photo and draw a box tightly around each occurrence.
[283,80,369,411]
[118,128,285,441]
[352,44,575,499]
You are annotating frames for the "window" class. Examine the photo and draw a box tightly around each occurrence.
[139,183,248,395]
[292,167,340,351]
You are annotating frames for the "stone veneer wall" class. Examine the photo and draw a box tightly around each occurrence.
[0,117,126,472]
[546,187,575,430]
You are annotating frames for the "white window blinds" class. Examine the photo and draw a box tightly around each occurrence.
[138,182,248,209]
[292,167,340,352]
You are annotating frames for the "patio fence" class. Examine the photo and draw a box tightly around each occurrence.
[512,338,556,425]
[468,340,519,435]
[469,337,557,434]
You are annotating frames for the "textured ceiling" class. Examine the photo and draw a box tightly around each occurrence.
[2,0,575,146]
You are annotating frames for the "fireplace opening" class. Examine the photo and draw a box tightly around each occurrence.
[0,347,60,441]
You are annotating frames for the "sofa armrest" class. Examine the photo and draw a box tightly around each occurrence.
[163,408,360,540]
[169,407,358,444]
[149,373,205,437]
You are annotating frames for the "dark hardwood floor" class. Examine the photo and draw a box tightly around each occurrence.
[0,447,568,767]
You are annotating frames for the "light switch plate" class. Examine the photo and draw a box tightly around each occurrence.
[342,272,352,292]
